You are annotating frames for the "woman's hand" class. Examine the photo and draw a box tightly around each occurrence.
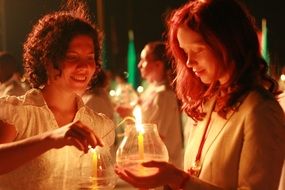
[0,120,103,174]
[48,121,103,153]
[115,105,133,118]
[115,160,189,189]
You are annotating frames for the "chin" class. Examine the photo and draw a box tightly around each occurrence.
[201,78,211,84]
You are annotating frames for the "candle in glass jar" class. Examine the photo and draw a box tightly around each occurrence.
[92,148,98,187]
[133,106,145,160]
[138,132,144,160]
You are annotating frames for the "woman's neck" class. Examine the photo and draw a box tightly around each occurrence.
[41,85,78,126]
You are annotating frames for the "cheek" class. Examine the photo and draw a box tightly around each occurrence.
[60,63,76,75]
[140,63,149,73]
[141,61,148,68]
[202,67,215,84]
[144,66,153,75]
[89,64,96,74]
[207,72,216,84]
[203,52,220,77]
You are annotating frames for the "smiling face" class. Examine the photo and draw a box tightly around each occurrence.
[177,25,229,85]
[47,35,96,94]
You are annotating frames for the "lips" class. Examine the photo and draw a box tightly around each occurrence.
[193,69,205,77]
[70,75,87,82]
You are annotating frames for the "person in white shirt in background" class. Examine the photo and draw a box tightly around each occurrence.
[113,72,139,109]
[83,69,115,121]
[0,51,29,97]
[117,41,183,170]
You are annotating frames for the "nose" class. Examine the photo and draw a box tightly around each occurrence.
[78,62,88,68]
[76,59,90,71]
[186,56,193,68]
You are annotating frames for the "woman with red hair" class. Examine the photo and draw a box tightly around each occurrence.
[116,0,285,189]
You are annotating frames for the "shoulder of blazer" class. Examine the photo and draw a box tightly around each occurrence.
[238,87,281,115]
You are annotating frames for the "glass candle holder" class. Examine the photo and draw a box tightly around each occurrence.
[79,146,117,190]
[116,123,169,176]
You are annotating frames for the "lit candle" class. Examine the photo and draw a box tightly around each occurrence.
[133,106,145,160]
[91,148,98,187]
[138,132,144,160]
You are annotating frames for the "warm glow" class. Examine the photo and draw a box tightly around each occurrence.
[137,86,144,93]
[91,148,98,184]
[138,133,144,160]
[115,86,122,96]
[280,74,285,81]
[133,106,144,133]
[109,90,116,97]
[133,105,145,160]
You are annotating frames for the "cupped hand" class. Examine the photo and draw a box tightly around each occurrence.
[48,120,103,153]
[115,105,133,118]
[115,160,186,189]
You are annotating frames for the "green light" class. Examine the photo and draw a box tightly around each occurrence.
[261,19,270,65]
[127,30,139,88]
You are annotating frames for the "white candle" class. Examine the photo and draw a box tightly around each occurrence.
[91,148,98,188]
[133,106,145,160]
[138,132,144,160]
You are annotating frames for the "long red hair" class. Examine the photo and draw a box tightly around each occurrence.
[166,0,277,121]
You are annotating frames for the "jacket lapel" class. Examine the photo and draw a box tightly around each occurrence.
[201,108,236,163]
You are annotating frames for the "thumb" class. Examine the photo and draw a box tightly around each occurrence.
[96,136,104,147]
[141,160,162,167]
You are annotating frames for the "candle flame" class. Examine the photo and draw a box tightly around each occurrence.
[133,106,144,133]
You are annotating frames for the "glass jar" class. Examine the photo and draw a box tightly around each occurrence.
[116,123,169,176]
[78,146,117,190]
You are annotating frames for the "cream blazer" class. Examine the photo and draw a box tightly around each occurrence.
[184,88,285,189]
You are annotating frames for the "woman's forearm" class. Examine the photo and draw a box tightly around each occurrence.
[0,132,54,175]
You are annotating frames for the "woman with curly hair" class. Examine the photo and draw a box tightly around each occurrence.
[115,0,285,189]
[0,2,115,189]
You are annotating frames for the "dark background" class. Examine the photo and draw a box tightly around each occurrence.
[1,0,284,76]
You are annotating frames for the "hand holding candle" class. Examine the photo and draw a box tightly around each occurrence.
[116,106,169,177]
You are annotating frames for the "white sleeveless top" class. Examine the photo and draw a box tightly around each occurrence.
[0,89,115,190]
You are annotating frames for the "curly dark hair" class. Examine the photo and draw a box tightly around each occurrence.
[23,9,102,88]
